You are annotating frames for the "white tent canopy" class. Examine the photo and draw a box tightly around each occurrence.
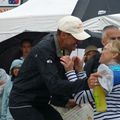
[84,14,120,32]
[0,0,120,43]
[0,0,78,42]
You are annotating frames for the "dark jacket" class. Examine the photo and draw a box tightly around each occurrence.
[84,52,101,77]
[9,33,89,108]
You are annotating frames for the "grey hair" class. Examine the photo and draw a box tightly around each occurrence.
[102,25,119,37]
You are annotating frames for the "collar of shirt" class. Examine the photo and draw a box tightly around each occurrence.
[54,33,71,57]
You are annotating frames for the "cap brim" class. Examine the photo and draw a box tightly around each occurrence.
[71,31,91,41]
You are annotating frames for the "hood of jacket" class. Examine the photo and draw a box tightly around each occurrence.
[10,59,23,75]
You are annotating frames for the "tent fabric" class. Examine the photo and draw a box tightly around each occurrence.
[0,0,120,43]
[0,0,78,42]
[84,14,120,32]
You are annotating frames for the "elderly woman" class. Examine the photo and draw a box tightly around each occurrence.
[61,40,120,120]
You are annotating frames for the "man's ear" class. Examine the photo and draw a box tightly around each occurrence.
[60,32,67,39]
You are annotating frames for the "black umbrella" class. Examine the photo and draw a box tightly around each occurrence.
[0,32,48,73]
[77,30,103,48]
[72,0,120,21]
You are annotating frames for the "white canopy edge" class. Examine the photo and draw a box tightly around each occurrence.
[0,0,78,42]
[84,14,120,32]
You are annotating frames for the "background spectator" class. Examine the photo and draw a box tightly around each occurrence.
[20,39,33,61]
[84,45,99,63]
[1,59,23,120]
[84,25,120,77]
[0,69,10,118]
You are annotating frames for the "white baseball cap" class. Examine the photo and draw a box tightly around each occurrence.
[58,16,90,40]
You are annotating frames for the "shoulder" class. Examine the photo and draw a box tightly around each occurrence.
[38,33,55,49]
[33,33,55,52]
[28,33,57,64]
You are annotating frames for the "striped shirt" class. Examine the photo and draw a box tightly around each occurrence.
[66,70,120,120]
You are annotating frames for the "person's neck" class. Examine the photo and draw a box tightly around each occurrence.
[57,35,64,50]
[107,60,118,65]
[57,35,72,53]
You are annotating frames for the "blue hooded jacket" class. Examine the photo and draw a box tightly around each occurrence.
[1,59,23,120]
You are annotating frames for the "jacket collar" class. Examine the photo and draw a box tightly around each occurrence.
[54,33,70,57]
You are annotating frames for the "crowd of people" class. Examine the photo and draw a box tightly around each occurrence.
[0,38,33,120]
[0,16,120,120]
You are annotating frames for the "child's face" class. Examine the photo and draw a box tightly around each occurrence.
[13,68,20,77]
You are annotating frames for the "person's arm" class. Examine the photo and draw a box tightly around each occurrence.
[75,72,100,105]
[65,70,78,82]
[73,90,94,105]
[1,83,9,120]
[50,95,69,107]
[36,52,89,96]
[77,71,87,80]
[66,70,94,105]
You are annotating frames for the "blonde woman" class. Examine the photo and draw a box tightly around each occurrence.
[61,40,120,120]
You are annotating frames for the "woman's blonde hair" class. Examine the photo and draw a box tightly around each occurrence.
[107,40,120,63]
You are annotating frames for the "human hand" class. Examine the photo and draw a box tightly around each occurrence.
[88,72,100,88]
[60,56,74,72]
[65,99,76,108]
[72,56,84,72]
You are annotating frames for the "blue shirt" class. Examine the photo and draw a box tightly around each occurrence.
[108,64,120,86]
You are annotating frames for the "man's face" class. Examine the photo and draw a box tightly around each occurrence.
[21,42,32,58]
[59,32,81,51]
[102,29,120,46]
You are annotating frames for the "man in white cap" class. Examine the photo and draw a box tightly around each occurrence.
[9,16,90,120]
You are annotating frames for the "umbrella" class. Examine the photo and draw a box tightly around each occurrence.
[0,31,102,73]
[0,32,48,73]
[77,30,103,48]
[72,0,120,21]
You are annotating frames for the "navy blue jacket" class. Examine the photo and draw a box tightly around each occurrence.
[9,33,89,108]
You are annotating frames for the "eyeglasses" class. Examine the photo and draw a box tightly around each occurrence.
[110,36,120,40]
